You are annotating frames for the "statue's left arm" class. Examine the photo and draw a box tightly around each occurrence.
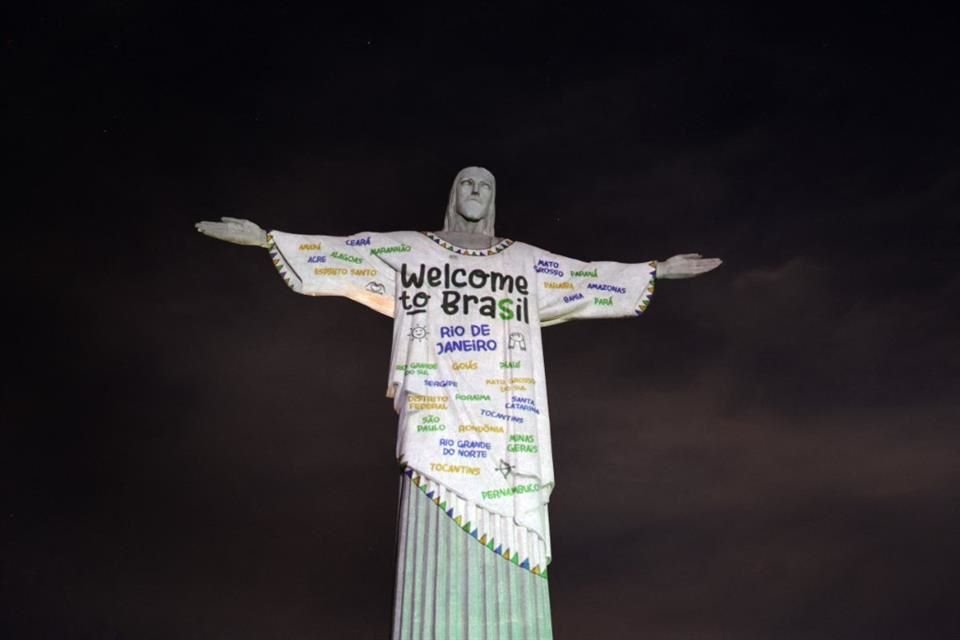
[655,253,723,279]
[536,249,721,327]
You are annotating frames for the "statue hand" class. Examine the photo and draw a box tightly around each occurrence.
[656,253,723,279]
[195,217,271,248]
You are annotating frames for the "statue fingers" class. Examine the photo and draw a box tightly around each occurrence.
[195,220,223,235]
[196,220,246,242]
[220,216,256,226]
[692,258,723,273]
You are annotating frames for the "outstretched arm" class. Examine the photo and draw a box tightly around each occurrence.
[656,253,723,279]
[194,218,398,317]
[536,249,722,326]
[195,217,271,248]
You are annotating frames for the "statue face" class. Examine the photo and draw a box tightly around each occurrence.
[455,168,494,221]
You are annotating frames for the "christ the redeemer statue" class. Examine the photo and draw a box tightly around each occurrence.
[196,167,721,639]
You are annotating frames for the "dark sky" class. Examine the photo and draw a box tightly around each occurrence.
[4,2,959,638]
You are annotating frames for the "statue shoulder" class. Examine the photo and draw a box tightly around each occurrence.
[381,230,424,242]
[508,239,542,256]
[373,230,428,249]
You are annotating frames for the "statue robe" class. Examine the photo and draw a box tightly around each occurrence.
[267,229,655,636]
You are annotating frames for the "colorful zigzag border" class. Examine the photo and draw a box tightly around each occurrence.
[403,466,549,579]
[421,231,515,257]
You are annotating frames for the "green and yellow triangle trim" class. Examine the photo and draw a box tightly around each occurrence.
[401,465,549,579]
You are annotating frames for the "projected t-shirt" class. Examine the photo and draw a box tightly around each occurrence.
[268,229,655,564]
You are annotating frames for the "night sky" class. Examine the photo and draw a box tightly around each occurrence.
[4,3,959,638]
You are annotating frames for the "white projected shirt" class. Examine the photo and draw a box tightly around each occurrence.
[268,229,655,558]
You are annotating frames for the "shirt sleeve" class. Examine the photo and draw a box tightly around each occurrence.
[534,249,656,327]
[267,230,398,317]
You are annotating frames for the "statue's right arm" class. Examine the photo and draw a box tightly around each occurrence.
[197,222,398,318]
[195,217,271,248]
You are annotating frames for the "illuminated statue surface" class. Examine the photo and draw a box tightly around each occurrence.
[197,167,721,639]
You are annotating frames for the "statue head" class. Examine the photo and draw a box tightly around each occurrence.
[443,166,496,236]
